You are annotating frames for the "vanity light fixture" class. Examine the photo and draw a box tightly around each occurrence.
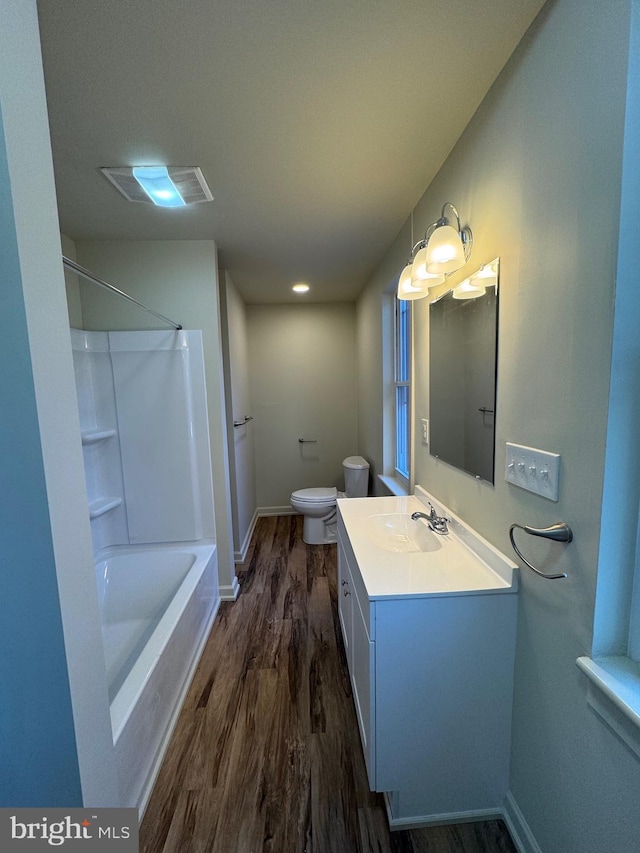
[397,202,471,301]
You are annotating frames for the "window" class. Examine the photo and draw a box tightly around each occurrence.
[394,296,411,484]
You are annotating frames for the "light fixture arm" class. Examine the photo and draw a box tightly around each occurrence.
[439,201,460,225]
[410,239,426,257]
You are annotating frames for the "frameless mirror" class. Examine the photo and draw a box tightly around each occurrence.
[429,258,499,483]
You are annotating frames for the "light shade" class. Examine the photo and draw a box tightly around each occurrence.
[398,262,413,291]
[470,261,498,287]
[425,224,466,274]
[398,263,429,300]
[452,278,486,300]
[132,166,186,207]
[411,245,445,288]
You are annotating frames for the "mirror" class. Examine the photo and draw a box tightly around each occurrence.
[429,258,499,483]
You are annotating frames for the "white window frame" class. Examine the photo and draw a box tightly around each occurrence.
[393,295,411,488]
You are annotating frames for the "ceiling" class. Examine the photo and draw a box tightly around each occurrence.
[37,0,545,304]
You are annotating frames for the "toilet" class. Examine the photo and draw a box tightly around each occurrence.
[290,456,370,545]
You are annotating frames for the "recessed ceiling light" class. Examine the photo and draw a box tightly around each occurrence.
[292,283,310,293]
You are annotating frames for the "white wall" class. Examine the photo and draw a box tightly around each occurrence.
[248,302,358,510]
[357,1,640,851]
[219,271,257,560]
[74,240,238,599]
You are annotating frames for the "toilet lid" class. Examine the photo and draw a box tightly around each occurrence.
[343,455,369,469]
[291,486,338,503]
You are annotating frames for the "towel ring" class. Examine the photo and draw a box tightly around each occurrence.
[509,522,572,579]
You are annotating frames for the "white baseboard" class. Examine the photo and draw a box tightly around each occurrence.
[257,505,297,517]
[233,506,297,565]
[381,789,539,852]
[219,575,240,601]
[383,793,502,831]
[234,509,259,563]
[503,791,542,853]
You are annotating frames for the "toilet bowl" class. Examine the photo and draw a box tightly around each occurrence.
[290,456,369,545]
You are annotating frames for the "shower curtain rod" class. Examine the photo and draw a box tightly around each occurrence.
[62,256,183,330]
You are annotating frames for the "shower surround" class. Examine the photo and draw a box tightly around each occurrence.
[71,328,220,814]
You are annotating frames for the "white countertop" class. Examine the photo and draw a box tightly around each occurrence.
[337,489,518,600]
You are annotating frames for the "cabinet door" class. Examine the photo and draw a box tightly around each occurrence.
[338,529,375,789]
[337,540,353,665]
[351,593,375,789]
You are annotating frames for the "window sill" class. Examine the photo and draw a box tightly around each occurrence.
[576,655,640,759]
[377,474,409,497]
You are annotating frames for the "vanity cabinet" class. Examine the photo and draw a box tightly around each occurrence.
[337,498,518,829]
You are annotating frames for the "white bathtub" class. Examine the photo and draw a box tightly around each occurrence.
[95,542,219,813]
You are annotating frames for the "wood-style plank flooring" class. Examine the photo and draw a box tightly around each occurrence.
[140,515,517,853]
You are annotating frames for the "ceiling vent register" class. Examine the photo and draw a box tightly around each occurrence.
[100,166,213,205]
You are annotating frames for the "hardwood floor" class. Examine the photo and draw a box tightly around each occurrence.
[140,515,517,853]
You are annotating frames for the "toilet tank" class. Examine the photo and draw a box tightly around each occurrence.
[343,456,370,497]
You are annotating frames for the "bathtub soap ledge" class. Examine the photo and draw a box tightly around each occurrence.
[89,497,123,519]
[82,428,117,444]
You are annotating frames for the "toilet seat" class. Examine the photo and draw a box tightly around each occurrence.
[291,486,337,505]
[290,455,369,545]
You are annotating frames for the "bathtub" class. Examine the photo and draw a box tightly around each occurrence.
[95,542,219,813]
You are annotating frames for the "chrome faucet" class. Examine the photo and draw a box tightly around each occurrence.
[411,502,449,535]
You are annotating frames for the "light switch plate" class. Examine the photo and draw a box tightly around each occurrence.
[505,442,560,501]
[421,418,429,445]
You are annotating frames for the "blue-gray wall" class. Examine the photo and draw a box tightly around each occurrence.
[0,107,82,806]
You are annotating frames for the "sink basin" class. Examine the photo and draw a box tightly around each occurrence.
[365,513,443,553]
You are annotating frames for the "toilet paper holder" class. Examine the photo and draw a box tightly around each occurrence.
[509,522,572,579]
